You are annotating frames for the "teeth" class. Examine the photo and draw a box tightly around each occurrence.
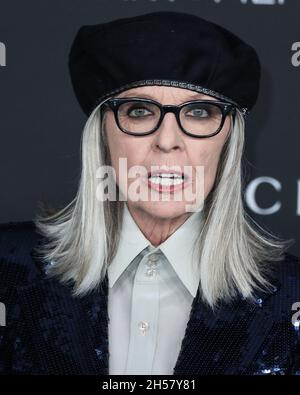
[149,173,184,179]
[149,176,184,186]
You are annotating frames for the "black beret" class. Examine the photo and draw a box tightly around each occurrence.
[68,11,261,118]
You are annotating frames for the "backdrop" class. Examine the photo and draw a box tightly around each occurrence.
[0,0,299,256]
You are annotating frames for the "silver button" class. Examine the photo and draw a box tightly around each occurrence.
[148,254,159,263]
[138,321,150,335]
[146,260,158,269]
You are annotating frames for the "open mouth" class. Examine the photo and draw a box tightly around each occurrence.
[146,170,190,191]
[148,172,185,186]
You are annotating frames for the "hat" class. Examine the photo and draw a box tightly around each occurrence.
[68,11,261,118]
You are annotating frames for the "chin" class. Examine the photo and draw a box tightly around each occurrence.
[129,200,195,220]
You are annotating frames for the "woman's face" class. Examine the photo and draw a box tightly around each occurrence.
[103,86,232,220]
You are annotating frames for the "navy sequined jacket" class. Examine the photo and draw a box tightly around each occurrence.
[0,221,300,375]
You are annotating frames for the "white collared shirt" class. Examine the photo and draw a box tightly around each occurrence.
[108,204,204,375]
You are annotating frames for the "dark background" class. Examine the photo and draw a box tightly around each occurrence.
[0,0,299,256]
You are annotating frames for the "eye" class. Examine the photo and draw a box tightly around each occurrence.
[127,106,153,118]
[182,102,222,120]
[185,106,210,118]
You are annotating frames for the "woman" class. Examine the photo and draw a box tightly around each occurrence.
[0,11,300,375]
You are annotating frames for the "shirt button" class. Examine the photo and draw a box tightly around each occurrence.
[138,321,150,335]
[148,254,159,263]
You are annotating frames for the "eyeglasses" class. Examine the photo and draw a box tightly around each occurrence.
[100,97,236,138]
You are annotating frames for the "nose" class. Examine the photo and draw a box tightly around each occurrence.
[153,112,185,153]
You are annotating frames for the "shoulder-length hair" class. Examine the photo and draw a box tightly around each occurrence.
[33,98,293,309]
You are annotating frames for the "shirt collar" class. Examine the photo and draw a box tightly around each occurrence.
[108,204,204,297]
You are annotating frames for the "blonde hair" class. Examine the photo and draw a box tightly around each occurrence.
[33,100,293,309]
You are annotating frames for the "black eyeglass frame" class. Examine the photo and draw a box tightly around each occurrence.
[100,97,236,138]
